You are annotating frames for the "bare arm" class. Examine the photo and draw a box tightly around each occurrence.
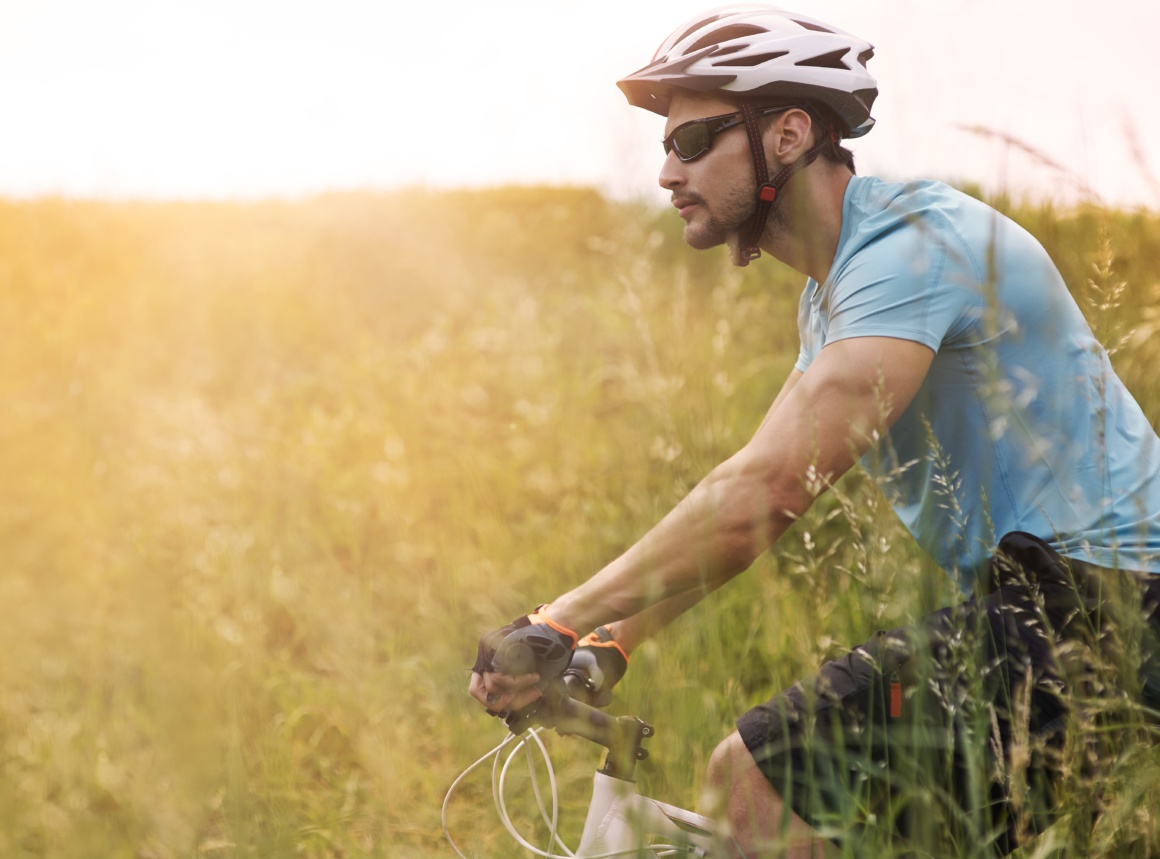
[472,338,933,712]
[603,368,804,652]
[546,337,934,635]
[603,573,722,652]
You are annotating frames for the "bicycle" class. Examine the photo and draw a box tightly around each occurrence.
[445,628,721,858]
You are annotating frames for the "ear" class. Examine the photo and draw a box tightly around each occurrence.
[766,108,814,167]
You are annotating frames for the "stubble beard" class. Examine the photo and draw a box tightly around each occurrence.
[683,184,787,254]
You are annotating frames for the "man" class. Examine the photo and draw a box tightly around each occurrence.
[469,7,1160,856]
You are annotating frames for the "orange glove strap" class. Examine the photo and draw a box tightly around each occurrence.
[529,604,579,648]
[579,627,630,663]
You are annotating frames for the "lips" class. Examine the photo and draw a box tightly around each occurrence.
[672,197,699,218]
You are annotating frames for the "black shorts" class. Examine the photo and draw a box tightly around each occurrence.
[736,532,1160,856]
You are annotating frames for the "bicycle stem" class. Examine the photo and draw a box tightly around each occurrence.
[504,680,655,780]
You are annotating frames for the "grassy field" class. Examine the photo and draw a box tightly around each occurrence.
[2,187,1159,858]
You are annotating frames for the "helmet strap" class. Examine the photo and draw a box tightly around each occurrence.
[734,99,838,266]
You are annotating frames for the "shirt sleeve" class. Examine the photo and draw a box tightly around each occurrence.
[823,215,980,352]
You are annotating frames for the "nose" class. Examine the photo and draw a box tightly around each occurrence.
[658,149,686,191]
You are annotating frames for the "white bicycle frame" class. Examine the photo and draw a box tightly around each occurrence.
[574,768,716,857]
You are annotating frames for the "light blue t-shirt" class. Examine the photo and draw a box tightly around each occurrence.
[796,176,1160,591]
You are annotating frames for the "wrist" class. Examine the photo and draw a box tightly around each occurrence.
[529,603,579,646]
[602,621,633,657]
[541,596,584,637]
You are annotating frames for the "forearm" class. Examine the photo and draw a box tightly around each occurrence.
[547,454,800,635]
[605,576,731,653]
[543,338,930,639]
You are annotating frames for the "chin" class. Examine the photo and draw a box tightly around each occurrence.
[683,223,728,251]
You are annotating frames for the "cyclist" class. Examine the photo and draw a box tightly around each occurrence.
[470,6,1160,856]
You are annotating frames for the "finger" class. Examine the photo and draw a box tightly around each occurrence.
[485,691,536,719]
[468,672,491,706]
[507,685,544,712]
[483,671,542,693]
[471,671,544,714]
[480,686,531,714]
[470,673,518,711]
[486,680,539,711]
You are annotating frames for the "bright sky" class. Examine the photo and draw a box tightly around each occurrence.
[3,0,1158,208]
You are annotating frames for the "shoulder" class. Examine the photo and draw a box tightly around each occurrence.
[846,178,1057,278]
[848,176,991,223]
[845,179,993,268]
[814,179,1002,350]
[831,180,1065,315]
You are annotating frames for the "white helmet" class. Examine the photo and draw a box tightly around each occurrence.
[617,4,877,138]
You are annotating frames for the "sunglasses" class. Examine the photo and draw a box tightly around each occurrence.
[662,105,799,162]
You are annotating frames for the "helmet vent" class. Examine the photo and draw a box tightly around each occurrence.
[857,48,875,68]
[796,48,850,69]
[669,14,729,51]
[790,19,835,34]
[684,25,769,56]
[714,50,789,68]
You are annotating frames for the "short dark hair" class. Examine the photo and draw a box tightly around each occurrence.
[805,101,856,174]
[815,128,856,174]
[749,97,856,174]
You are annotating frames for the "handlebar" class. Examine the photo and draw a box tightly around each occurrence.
[502,676,653,780]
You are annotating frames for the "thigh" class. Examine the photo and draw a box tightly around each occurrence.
[736,625,918,851]
[737,584,1073,856]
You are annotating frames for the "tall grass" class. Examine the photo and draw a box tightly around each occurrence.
[0,188,1158,857]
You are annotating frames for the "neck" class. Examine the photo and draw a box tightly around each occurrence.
[759,166,852,283]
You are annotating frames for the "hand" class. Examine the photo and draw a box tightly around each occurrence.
[469,606,578,716]
[564,626,629,708]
